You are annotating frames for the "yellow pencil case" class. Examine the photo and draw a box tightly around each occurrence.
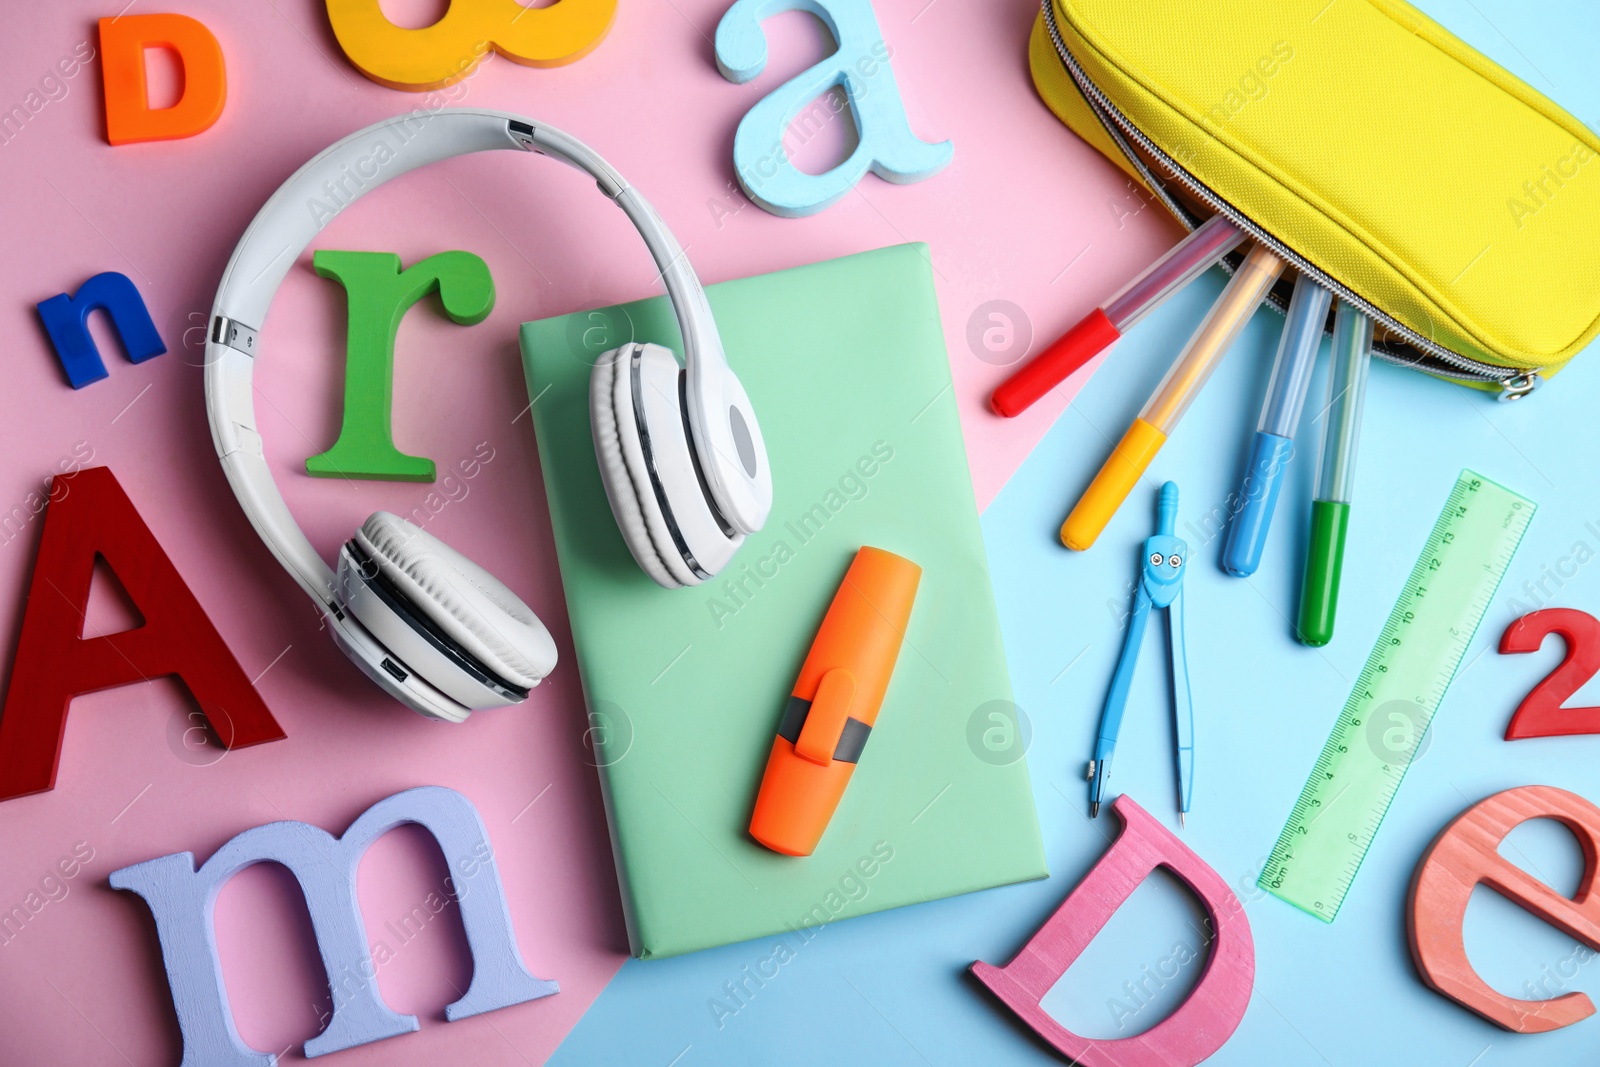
[1030,0,1600,397]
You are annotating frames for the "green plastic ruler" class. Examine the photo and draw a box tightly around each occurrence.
[1260,470,1535,922]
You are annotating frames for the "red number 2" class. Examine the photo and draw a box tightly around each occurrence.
[1501,608,1600,740]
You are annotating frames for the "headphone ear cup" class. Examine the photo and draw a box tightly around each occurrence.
[344,513,557,703]
[590,345,691,588]
[590,343,741,588]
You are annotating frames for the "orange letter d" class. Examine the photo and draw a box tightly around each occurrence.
[100,13,226,145]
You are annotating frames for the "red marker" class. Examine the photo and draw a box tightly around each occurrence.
[990,215,1247,417]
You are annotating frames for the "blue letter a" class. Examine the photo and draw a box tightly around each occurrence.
[716,0,953,217]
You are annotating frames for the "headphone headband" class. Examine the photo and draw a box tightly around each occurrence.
[204,109,738,606]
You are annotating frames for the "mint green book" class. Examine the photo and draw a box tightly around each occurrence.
[520,244,1046,958]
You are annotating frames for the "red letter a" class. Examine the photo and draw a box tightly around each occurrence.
[972,796,1255,1067]
[0,467,284,800]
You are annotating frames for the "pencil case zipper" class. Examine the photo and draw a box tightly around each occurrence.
[1038,0,1541,400]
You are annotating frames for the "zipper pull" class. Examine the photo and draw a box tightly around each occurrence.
[1497,373,1542,402]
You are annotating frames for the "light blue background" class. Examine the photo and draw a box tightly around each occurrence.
[552,2,1600,1063]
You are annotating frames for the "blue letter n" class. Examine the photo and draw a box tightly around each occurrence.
[37,271,166,389]
[109,786,558,1066]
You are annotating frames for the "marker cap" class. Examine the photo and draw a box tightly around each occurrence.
[990,308,1121,418]
[1297,499,1350,646]
[1222,432,1295,577]
[1061,418,1167,551]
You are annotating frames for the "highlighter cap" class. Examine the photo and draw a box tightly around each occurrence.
[749,546,921,856]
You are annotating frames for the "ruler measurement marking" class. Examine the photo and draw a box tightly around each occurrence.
[1260,472,1534,921]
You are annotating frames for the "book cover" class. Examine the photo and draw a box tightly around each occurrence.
[521,244,1047,958]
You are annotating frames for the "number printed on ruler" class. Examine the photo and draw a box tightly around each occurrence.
[1260,471,1535,922]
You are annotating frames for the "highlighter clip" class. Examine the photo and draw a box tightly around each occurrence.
[794,668,859,765]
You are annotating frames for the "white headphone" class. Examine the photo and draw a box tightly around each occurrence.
[204,109,772,724]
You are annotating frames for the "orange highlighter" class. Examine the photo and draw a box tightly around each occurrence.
[749,547,921,857]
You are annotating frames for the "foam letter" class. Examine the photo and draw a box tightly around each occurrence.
[0,467,284,801]
[1500,609,1600,739]
[325,0,615,91]
[1410,785,1600,1032]
[307,251,495,482]
[110,786,557,1065]
[715,0,952,217]
[36,271,166,388]
[100,14,226,145]
[971,796,1254,1066]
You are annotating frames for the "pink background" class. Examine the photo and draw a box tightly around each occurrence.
[0,1,1173,1063]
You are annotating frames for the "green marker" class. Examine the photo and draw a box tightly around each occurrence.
[1297,300,1371,646]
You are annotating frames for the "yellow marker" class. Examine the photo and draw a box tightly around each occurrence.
[1062,243,1285,551]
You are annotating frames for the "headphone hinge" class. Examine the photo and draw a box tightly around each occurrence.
[212,315,259,356]
[508,118,626,198]
[507,120,541,154]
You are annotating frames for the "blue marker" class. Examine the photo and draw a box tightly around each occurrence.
[1221,275,1333,577]
[1088,482,1193,825]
